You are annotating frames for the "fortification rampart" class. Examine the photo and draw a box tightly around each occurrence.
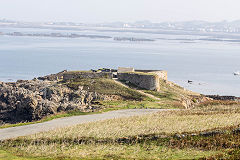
[135,70,168,81]
[38,71,113,81]
[62,72,113,80]
[118,72,160,91]
[38,68,167,92]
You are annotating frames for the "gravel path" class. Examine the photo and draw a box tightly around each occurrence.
[0,109,170,140]
[113,80,161,100]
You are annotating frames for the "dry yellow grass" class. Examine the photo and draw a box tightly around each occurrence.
[26,106,240,140]
[5,143,218,160]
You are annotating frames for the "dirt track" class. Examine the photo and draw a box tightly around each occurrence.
[0,109,172,140]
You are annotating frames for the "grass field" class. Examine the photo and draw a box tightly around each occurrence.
[1,104,240,159]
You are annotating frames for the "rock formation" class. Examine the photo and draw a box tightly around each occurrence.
[0,80,108,124]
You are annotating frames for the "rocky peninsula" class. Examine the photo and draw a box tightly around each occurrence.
[0,69,228,126]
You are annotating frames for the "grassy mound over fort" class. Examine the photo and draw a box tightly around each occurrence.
[64,78,147,101]
[2,104,240,159]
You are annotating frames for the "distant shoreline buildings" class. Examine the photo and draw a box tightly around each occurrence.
[1,19,240,34]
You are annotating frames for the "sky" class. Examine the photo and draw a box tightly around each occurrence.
[1,0,240,23]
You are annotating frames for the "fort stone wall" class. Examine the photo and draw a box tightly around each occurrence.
[118,72,160,91]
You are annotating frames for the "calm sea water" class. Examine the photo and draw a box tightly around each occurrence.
[0,27,240,96]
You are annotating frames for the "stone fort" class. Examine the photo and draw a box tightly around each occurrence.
[38,67,167,91]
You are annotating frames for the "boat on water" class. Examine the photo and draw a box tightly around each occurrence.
[233,71,240,75]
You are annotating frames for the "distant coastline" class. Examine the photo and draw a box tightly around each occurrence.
[0,31,156,42]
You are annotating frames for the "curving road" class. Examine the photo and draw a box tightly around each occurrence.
[0,109,171,141]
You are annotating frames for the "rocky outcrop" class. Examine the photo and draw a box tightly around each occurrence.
[206,95,240,101]
[0,80,109,124]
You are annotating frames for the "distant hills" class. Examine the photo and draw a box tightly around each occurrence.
[1,19,240,34]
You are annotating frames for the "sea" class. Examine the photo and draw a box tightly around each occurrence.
[0,26,240,96]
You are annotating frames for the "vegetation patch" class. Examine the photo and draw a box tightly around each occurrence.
[144,90,179,101]
[102,100,183,110]
[196,100,240,108]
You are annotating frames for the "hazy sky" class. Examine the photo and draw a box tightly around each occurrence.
[1,0,240,23]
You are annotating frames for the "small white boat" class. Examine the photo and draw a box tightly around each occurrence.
[233,71,240,76]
